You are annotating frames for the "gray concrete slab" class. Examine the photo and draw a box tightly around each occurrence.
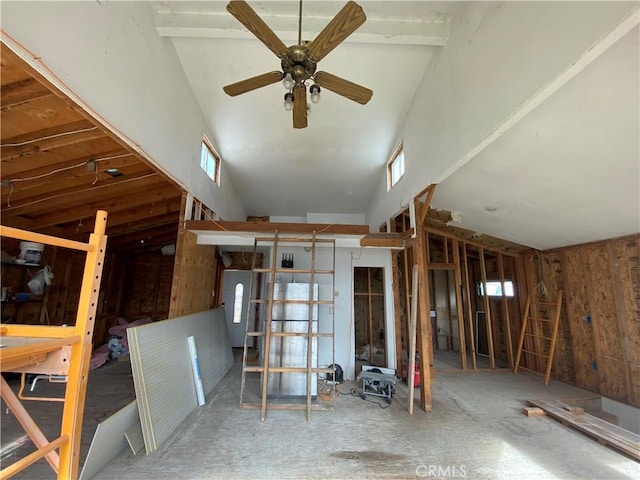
[3,351,639,479]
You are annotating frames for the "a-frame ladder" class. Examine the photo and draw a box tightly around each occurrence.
[239,231,336,421]
[514,290,564,385]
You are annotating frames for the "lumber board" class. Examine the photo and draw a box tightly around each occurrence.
[360,233,403,248]
[527,399,640,460]
[186,220,369,236]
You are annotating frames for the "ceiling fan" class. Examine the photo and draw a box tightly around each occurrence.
[223,0,373,129]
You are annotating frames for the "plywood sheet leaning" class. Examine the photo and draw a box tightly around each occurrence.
[127,308,234,453]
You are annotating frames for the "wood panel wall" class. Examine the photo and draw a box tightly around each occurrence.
[520,234,640,407]
[168,230,218,318]
[122,253,175,321]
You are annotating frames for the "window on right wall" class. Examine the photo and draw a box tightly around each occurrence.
[387,143,404,190]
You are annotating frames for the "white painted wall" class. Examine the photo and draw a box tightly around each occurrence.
[601,397,640,434]
[366,1,637,229]
[1,0,244,221]
[262,244,393,381]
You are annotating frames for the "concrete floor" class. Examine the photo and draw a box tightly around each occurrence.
[2,351,639,479]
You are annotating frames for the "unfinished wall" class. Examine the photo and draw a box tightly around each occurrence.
[521,234,640,407]
[122,253,175,322]
[168,230,217,318]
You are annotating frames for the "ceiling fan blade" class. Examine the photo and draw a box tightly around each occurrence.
[293,84,308,129]
[315,71,372,105]
[307,1,366,62]
[223,71,283,97]
[227,1,289,58]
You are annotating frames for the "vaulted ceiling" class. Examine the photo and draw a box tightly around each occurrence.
[0,44,182,253]
[1,1,638,253]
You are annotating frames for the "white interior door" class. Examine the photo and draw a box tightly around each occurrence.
[222,270,252,348]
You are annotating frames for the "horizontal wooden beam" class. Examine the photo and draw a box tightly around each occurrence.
[424,220,528,256]
[0,147,131,185]
[428,262,456,270]
[187,220,370,236]
[360,233,403,248]
[2,120,106,161]
[1,77,54,111]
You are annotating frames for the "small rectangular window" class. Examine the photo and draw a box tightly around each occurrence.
[201,136,221,186]
[387,143,404,190]
[478,281,514,297]
[232,283,244,324]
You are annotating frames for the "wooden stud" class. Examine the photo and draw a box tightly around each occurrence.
[497,253,514,368]
[414,197,433,411]
[408,265,419,414]
[478,247,496,369]
[462,243,477,370]
[391,252,404,377]
[452,239,467,370]
[260,231,280,421]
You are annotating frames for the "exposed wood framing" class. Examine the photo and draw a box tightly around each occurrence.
[187,220,369,236]
[452,239,467,370]
[413,192,434,412]
[391,252,404,377]
[168,194,217,318]
[461,243,477,370]
[478,246,496,369]
[497,253,514,368]
[360,232,403,248]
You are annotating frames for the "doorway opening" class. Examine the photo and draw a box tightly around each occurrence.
[353,267,386,372]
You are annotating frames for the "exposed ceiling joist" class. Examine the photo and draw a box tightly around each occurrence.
[1,43,184,253]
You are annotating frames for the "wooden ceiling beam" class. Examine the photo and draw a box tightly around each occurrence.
[3,174,171,217]
[1,161,154,207]
[186,220,370,236]
[2,120,107,161]
[424,218,528,256]
[25,185,181,229]
[1,77,54,111]
[107,222,179,246]
[360,233,403,248]
[109,229,179,252]
[0,147,128,179]
[69,199,182,237]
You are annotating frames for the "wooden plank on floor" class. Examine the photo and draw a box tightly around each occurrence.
[527,399,640,460]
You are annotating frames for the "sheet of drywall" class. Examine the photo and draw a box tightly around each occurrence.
[79,401,139,480]
[127,308,233,453]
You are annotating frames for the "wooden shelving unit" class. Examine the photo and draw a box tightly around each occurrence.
[239,232,336,421]
[0,210,108,479]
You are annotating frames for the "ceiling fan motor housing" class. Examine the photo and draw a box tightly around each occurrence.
[281,45,317,85]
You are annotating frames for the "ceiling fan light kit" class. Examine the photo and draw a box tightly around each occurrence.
[224,0,373,129]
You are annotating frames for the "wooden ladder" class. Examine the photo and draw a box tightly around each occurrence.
[514,290,563,385]
[239,231,336,421]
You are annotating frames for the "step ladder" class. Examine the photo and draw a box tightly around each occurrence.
[239,231,336,421]
[514,290,563,385]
